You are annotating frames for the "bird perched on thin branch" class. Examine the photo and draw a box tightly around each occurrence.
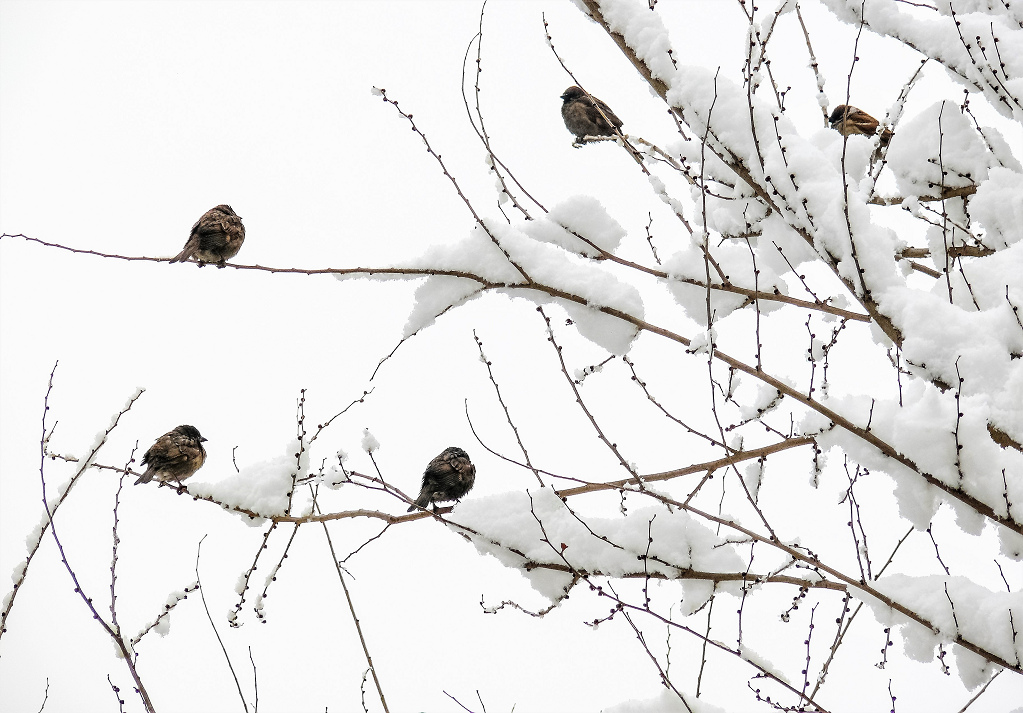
[170,205,245,267]
[829,105,893,147]
[408,447,476,512]
[135,425,207,486]
[561,86,623,144]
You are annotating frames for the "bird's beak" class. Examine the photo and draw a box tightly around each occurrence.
[201,437,208,442]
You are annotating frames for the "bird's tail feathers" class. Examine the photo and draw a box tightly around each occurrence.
[134,471,154,485]
[408,492,433,512]
[168,246,195,264]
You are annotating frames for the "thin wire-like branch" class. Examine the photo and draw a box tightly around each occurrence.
[460,2,546,218]
[1,364,145,640]
[36,678,50,713]
[196,537,250,713]
[35,370,156,712]
[319,520,391,713]
[472,331,544,486]
[536,306,640,481]
[249,648,259,713]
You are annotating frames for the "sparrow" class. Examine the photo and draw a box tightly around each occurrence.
[407,447,476,512]
[169,205,245,267]
[135,425,208,486]
[829,105,893,147]
[561,86,623,143]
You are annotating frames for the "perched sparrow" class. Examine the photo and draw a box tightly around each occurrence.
[135,425,208,486]
[407,447,476,512]
[561,86,623,143]
[829,105,893,147]
[170,205,245,267]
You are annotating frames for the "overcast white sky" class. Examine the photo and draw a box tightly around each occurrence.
[2,1,1021,711]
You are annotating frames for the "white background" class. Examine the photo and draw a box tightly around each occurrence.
[2,1,1022,710]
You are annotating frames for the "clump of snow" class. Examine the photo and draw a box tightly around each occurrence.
[8,559,27,585]
[527,195,626,257]
[998,528,1023,561]
[901,619,943,664]
[492,221,645,319]
[24,521,46,551]
[954,646,996,691]
[738,385,782,422]
[948,497,985,537]
[867,574,1023,686]
[808,377,1023,530]
[450,487,746,602]
[377,213,646,354]
[876,281,1023,477]
[662,240,788,327]
[980,126,1023,172]
[969,168,1023,249]
[553,297,640,356]
[742,459,764,501]
[758,211,821,273]
[598,0,678,86]
[685,328,713,355]
[887,102,991,198]
[361,428,379,454]
[813,127,876,183]
[573,360,606,383]
[403,277,482,338]
[188,446,297,518]
[738,643,791,684]
[678,579,716,616]
[399,223,525,284]
[153,615,170,636]
[603,688,727,713]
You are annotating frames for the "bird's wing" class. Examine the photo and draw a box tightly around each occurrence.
[851,110,879,133]
[194,218,227,238]
[593,98,623,129]
[432,459,457,477]
[158,434,200,465]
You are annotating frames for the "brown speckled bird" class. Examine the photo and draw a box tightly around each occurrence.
[170,205,245,267]
[408,447,476,512]
[561,86,623,143]
[829,105,893,147]
[135,425,207,486]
